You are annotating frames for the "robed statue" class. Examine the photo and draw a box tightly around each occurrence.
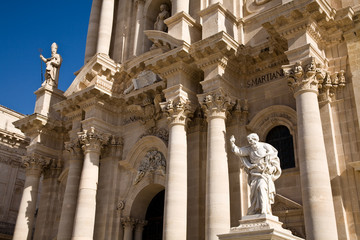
[230,133,281,215]
[154,4,170,32]
[40,42,62,87]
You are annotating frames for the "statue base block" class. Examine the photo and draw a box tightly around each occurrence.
[218,214,304,240]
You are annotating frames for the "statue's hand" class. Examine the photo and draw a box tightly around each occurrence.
[230,135,236,143]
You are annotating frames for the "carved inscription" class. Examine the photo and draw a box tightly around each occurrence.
[247,70,284,88]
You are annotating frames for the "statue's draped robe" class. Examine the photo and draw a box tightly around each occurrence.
[233,143,281,215]
[44,53,62,87]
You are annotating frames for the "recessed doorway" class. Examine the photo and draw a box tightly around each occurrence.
[142,190,164,240]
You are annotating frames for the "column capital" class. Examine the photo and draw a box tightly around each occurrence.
[64,139,83,159]
[102,136,124,159]
[198,88,235,120]
[283,58,346,100]
[78,127,111,154]
[160,98,194,126]
[121,217,137,228]
[22,153,49,175]
[135,219,148,231]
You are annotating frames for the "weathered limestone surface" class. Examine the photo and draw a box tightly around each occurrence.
[10,1,360,240]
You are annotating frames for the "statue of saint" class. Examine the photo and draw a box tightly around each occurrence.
[40,42,62,87]
[230,133,281,215]
[154,4,170,32]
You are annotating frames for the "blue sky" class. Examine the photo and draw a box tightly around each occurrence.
[0,1,92,115]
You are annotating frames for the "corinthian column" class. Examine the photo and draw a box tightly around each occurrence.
[161,98,192,240]
[71,128,110,240]
[134,220,147,240]
[199,89,233,240]
[13,154,47,240]
[57,140,83,240]
[283,58,338,240]
[121,217,136,240]
[96,0,115,55]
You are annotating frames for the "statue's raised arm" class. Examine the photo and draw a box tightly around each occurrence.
[230,133,281,216]
[39,42,62,88]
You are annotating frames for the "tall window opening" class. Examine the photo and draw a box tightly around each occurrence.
[266,125,295,169]
[142,190,165,240]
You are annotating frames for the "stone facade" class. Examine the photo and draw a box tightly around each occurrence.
[0,106,28,240]
[11,0,360,240]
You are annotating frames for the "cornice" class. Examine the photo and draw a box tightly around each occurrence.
[0,128,29,146]
[199,2,238,24]
[13,113,63,135]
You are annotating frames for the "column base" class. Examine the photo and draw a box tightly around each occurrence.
[218,214,304,240]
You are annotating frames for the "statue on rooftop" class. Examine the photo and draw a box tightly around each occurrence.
[230,133,281,215]
[154,3,170,32]
[40,42,62,88]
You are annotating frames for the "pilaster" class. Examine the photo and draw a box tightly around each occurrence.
[96,0,115,55]
[134,220,147,240]
[57,139,83,240]
[121,217,136,240]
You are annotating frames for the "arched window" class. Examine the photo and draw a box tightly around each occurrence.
[266,125,295,170]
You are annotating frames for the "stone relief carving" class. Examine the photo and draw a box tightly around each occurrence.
[133,150,166,185]
[283,58,346,101]
[40,42,62,88]
[154,3,170,32]
[140,127,169,143]
[123,71,161,94]
[230,133,281,215]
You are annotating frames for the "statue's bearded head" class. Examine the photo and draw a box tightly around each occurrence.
[247,133,259,146]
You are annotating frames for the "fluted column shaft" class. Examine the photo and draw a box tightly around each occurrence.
[71,129,109,240]
[284,60,338,240]
[57,141,83,240]
[84,0,102,63]
[200,91,232,240]
[133,0,145,56]
[13,156,46,240]
[96,0,115,55]
[162,100,190,240]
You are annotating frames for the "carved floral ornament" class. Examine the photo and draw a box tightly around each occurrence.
[133,150,166,185]
[160,98,193,125]
[22,153,51,172]
[283,58,346,100]
[77,127,111,153]
[199,90,235,119]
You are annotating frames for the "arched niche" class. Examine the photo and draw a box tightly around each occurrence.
[123,183,165,219]
[143,0,172,51]
[123,135,168,170]
[246,105,297,141]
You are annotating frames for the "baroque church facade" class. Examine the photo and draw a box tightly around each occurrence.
[11,0,360,239]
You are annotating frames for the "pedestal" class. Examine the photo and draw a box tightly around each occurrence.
[218,214,303,240]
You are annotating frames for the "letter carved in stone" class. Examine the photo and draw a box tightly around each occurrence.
[133,150,166,185]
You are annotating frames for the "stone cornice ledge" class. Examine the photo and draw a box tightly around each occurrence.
[349,161,360,171]
[13,113,62,133]
[190,31,239,57]
[164,11,201,30]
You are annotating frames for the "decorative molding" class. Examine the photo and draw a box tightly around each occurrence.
[160,98,193,126]
[140,127,168,143]
[78,127,111,154]
[198,88,235,120]
[283,57,345,100]
[133,150,166,185]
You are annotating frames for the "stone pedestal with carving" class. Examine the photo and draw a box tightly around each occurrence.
[218,214,303,240]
